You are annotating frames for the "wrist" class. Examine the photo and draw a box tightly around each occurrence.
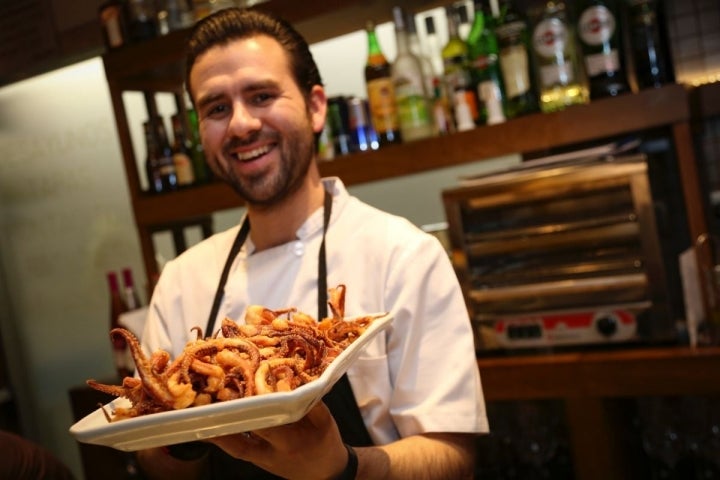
[334,443,358,480]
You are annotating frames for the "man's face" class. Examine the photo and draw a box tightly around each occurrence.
[190,35,326,206]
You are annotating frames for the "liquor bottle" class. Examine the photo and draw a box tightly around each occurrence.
[98,0,128,50]
[107,271,133,379]
[144,119,177,194]
[125,0,158,43]
[494,0,539,118]
[530,0,589,113]
[467,0,507,125]
[121,267,142,310]
[443,4,479,125]
[365,21,402,146]
[171,113,196,187]
[186,108,210,183]
[424,15,454,132]
[391,6,435,142]
[406,10,437,102]
[457,2,472,40]
[423,15,446,87]
[576,0,630,99]
[626,0,675,90]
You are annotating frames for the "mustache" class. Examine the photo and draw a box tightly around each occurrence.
[223,132,262,152]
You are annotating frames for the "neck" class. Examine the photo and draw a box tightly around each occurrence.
[246,170,325,252]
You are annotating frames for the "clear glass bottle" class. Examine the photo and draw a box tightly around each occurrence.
[576,0,630,99]
[365,21,402,146]
[467,0,507,125]
[494,0,539,118]
[443,4,479,125]
[391,6,435,142]
[530,0,589,113]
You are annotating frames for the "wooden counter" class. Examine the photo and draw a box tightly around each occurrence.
[476,345,720,480]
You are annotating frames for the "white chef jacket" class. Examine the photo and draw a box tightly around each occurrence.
[141,177,489,444]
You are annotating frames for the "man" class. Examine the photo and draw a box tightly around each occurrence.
[136,7,487,479]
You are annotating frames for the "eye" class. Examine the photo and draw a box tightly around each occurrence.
[204,102,229,118]
[250,91,275,106]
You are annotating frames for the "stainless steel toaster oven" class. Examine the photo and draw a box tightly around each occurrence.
[442,154,682,351]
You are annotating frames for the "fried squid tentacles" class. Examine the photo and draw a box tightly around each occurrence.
[87,284,383,422]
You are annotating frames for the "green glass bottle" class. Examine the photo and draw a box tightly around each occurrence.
[494,0,539,118]
[365,20,402,146]
[467,0,506,125]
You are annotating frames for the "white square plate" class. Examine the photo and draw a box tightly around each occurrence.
[69,313,392,451]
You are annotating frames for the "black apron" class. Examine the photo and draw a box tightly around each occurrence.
[204,190,373,479]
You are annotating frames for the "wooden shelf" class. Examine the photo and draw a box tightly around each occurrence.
[477,345,720,402]
[132,84,691,227]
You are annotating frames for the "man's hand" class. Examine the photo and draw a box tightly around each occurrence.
[209,401,349,480]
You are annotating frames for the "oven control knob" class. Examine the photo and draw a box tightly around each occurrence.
[595,314,618,337]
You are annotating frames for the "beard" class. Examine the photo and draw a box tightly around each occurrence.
[212,119,316,208]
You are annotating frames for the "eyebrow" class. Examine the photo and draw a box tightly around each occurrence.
[195,79,281,111]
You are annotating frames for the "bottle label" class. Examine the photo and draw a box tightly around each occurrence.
[173,152,195,185]
[533,18,568,59]
[366,77,399,134]
[584,50,620,77]
[499,45,531,98]
[540,62,576,87]
[578,6,616,46]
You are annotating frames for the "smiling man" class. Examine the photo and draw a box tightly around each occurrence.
[136,8,488,480]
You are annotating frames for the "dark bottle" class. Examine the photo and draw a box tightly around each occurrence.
[577,0,630,99]
[125,0,158,43]
[170,113,196,187]
[186,108,210,183]
[365,20,402,146]
[98,0,128,50]
[467,0,507,125]
[626,0,675,89]
[144,119,177,194]
[494,0,540,118]
[107,271,133,379]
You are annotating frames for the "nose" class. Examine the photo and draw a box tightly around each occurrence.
[227,100,261,138]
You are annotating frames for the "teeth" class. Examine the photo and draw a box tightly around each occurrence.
[235,145,271,161]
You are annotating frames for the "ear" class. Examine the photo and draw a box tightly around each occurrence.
[308,85,327,135]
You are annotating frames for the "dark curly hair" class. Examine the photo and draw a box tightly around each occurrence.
[184,7,324,105]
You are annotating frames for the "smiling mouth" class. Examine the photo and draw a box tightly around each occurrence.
[232,144,273,162]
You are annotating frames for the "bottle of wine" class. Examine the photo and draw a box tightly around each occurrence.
[365,21,402,146]
[391,6,435,142]
[576,0,630,99]
[171,113,196,187]
[144,119,177,194]
[443,4,479,125]
[530,0,589,113]
[494,0,539,118]
[467,0,507,125]
[107,271,133,379]
[626,0,675,90]
[186,108,210,183]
